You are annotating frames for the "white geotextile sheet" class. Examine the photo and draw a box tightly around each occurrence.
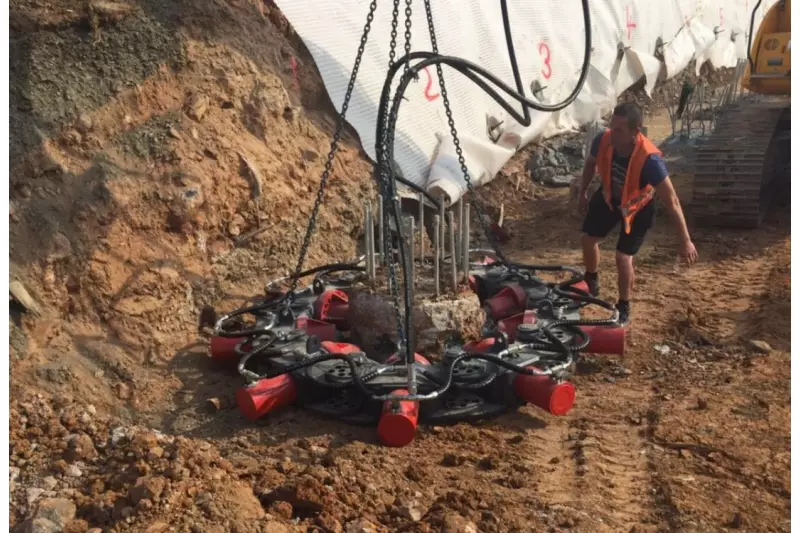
[274,0,778,204]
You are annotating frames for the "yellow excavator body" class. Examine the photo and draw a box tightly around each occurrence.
[690,0,790,228]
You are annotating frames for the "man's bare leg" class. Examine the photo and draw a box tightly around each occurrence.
[581,233,601,295]
[615,250,634,324]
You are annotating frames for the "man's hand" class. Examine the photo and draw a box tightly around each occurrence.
[679,239,698,265]
[577,189,589,215]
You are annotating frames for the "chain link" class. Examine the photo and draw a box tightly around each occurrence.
[389,0,400,68]
[422,0,516,268]
[289,0,379,295]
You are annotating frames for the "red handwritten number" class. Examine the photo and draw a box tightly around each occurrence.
[422,67,440,101]
[719,8,723,26]
[289,56,300,91]
[626,6,637,40]
[539,42,552,80]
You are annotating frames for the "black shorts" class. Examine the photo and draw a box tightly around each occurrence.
[581,189,655,256]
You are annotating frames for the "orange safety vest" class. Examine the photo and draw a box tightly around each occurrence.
[596,129,662,234]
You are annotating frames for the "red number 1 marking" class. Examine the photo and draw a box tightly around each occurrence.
[289,56,300,91]
[626,6,637,40]
[719,7,724,26]
[422,67,440,101]
[539,42,552,79]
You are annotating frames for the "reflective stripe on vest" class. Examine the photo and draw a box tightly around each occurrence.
[595,129,663,234]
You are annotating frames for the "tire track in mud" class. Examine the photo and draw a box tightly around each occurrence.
[527,383,653,532]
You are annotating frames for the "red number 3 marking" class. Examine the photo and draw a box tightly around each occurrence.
[539,42,552,80]
[422,67,440,101]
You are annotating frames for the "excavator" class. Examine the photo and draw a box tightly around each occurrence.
[691,0,791,228]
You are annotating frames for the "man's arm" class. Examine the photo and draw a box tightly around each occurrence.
[654,176,698,264]
[654,176,691,243]
[578,154,597,195]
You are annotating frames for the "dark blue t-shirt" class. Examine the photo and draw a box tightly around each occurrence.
[590,133,668,203]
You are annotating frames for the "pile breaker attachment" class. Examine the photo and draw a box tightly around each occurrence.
[207,257,624,447]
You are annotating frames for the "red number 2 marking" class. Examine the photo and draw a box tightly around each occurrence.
[422,67,440,101]
[539,42,552,80]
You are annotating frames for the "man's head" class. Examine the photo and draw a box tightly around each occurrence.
[609,102,643,152]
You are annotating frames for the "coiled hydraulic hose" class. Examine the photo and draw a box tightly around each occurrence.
[373,0,592,359]
[215,261,365,338]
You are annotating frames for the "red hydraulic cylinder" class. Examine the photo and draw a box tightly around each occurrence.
[515,367,576,416]
[236,374,298,421]
[321,341,362,355]
[497,310,537,342]
[314,289,350,329]
[571,280,590,293]
[295,316,338,342]
[463,337,498,353]
[485,284,527,320]
[377,389,419,447]
[579,325,626,356]
[209,336,248,363]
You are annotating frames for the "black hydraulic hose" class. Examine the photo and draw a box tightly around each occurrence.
[374,2,592,358]
[216,262,365,337]
[747,0,764,71]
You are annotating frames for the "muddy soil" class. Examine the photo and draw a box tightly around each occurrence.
[9,2,790,533]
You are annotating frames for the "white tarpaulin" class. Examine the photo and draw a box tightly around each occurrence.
[274,0,777,204]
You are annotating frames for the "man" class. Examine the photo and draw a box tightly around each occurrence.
[575,102,698,326]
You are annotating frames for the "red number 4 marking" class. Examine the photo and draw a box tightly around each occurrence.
[539,42,552,80]
[422,67,440,101]
[626,6,637,40]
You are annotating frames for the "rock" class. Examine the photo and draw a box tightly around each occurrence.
[65,434,97,462]
[34,498,76,529]
[20,518,60,533]
[27,488,45,506]
[47,233,73,262]
[301,149,319,162]
[64,519,90,533]
[697,397,708,410]
[42,477,58,490]
[399,501,425,521]
[653,344,671,355]
[128,476,167,504]
[345,519,377,533]
[442,513,478,533]
[113,382,131,400]
[269,501,293,519]
[749,340,772,354]
[227,215,245,237]
[64,464,82,478]
[185,93,210,121]
[542,173,575,187]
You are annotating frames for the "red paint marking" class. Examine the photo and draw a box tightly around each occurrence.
[626,6,637,40]
[422,67,440,101]
[539,42,552,80]
[289,56,300,91]
[719,7,724,26]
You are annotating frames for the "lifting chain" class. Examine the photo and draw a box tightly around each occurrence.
[288,0,379,296]
[421,0,518,270]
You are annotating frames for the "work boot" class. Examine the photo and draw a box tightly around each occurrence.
[584,271,600,297]
[616,300,630,326]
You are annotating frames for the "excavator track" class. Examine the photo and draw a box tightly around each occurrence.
[691,99,791,228]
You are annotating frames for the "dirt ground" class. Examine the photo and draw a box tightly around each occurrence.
[8,2,790,533]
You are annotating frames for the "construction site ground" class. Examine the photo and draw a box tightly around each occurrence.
[8,2,790,533]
